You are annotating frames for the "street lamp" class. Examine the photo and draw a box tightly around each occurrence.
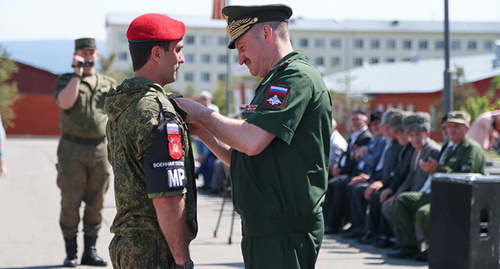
[443,0,453,115]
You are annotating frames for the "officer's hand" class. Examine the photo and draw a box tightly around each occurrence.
[383,196,396,206]
[72,54,85,76]
[175,98,207,123]
[364,180,383,200]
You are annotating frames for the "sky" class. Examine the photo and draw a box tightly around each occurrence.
[1,0,500,41]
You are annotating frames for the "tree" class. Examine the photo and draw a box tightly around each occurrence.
[0,44,20,128]
[463,75,500,122]
[98,53,134,84]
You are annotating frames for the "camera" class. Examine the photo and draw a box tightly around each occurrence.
[77,61,95,67]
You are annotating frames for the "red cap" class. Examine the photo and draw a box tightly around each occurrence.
[127,13,186,42]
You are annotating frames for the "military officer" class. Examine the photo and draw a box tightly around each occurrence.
[55,37,116,267]
[176,4,332,269]
[105,13,197,269]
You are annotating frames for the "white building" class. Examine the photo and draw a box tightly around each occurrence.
[106,13,500,94]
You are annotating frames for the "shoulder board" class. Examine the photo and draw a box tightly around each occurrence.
[277,59,295,71]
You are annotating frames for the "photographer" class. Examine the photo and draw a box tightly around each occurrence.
[54,37,116,267]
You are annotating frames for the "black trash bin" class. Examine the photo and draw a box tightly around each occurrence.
[429,173,500,269]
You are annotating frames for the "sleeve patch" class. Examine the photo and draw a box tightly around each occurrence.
[264,85,289,108]
[167,123,183,160]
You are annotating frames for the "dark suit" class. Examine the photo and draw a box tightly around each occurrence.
[324,127,373,233]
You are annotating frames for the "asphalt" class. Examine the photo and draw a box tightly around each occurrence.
[0,137,430,269]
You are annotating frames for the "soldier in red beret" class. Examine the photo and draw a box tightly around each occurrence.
[105,13,196,269]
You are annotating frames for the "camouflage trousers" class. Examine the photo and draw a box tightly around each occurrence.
[56,138,110,238]
[241,228,323,269]
[109,235,175,269]
[393,191,431,247]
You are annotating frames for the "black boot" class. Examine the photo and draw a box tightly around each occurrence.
[81,235,108,266]
[63,237,78,267]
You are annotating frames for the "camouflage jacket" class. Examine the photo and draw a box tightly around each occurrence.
[105,77,197,240]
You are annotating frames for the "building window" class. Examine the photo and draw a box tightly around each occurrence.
[314,57,324,66]
[331,57,340,67]
[185,54,194,64]
[377,103,384,112]
[331,39,341,49]
[184,72,194,82]
[201,73,210,82]
[217,73,225,81]
[353,57,363,67]
[315,39,325,48]
[201,36,211,46]
[118,32,127,43]
[402,40,412,50]
[369,57,379,64]
[386,39,396,49]
[217,55,227,64]
[484,41,494,51]
[298,38,308,48]
[418,40,428,50]
[452,40,461,51]
[201,54,211,64]
[354,39,363,49]
[385,58,395,63]
[185,35,195,45]
[467,41,477,51]
[118,52,127,61]
[435,40,444,50]
[218,36,227,46]
[407,104,414,112]
[402,58,411,62]
[370,40,380,49]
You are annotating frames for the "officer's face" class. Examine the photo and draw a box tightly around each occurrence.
[350,113,368,132]
[75,49,98,71]
[408,130,428,150]
[235,28,268,78]
[161,40,185,84]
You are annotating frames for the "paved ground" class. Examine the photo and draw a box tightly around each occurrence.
[0,137,430,269]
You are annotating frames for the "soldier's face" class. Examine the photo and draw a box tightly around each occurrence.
[161,40,185,84]
[446,122,468,144]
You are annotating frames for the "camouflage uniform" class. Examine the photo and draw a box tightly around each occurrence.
[105,77,197,269]
[54,73,116,238]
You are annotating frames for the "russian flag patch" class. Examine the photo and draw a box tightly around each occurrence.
[265,85,289,107]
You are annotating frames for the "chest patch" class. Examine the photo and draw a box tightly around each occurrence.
[264,85,289,107]
[167,123,183,160]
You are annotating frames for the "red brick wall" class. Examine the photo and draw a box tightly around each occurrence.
[8,94,60,136]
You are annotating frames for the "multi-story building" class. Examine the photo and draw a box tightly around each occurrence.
[106,13,500,94]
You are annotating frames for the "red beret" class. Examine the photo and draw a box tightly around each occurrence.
[127,13,186,42]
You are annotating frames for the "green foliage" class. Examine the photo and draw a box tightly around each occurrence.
[98,53,134,84]
[0,43,20,128]
[462,75,500,122]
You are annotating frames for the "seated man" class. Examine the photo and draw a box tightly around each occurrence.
[358,110,404,244]
[388,111,485,262]
[324,111,373,234]
[342,112,386,239]
[381,112,440,240]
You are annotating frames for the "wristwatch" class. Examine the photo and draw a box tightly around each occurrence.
[175,260,194,269]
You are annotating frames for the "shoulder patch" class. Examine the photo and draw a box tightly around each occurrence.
[264,85,289,108]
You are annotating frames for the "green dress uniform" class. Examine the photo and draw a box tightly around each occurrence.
[105,77,197,269]
[231,50,332,269]
[54,73,116,238]
[394,137,485,248]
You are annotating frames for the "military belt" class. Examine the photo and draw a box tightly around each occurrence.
[62,133,105,146]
